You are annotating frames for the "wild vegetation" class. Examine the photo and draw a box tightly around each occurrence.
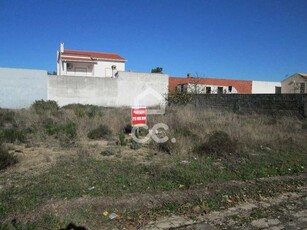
[0,100,306,229]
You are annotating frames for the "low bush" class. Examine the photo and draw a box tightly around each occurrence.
[153,140,173,154]
[88,125,112,140]
[130,139,142,150]
[45,122,77,139]
[65,104,101,118]
[118,132,127,146]
[101,148,114,156]
[174,127,198,139]
[194,131,237,157]
[0,128,26,143]
[0,145,17,170]
[167,92,192,105]
[31,100,59,115]
[0,110,16,128]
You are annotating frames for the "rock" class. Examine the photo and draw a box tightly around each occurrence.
[192,206,201,214]
[267,219,280,226]
[251,218,269,228]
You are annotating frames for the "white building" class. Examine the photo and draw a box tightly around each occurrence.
[56,43,127,77]
[176,83,238,94]
[251,81,281,94]
[281,73,307,94]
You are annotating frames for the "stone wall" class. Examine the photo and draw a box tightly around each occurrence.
[191,94,307,117]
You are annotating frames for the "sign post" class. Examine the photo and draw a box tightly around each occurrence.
[131,106,147,126]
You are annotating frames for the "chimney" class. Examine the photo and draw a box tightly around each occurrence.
[60,43,64,53]
[187,73,192,78]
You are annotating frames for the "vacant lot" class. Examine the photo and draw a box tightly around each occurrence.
[0,101,306,229]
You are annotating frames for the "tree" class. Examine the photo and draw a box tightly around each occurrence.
[151,67,163,74]
[47,71,57,75]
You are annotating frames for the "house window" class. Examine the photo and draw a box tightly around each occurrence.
[206,87,211,94]
[67,63,73,70]
[176,84,184,92]
[300,83,305,94]
[228,86,232,93]
[217,87,223,94]
[275,86,281,94]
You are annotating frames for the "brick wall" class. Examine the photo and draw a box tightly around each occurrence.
[191,94,307,117]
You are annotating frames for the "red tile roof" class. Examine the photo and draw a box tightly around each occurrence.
[61,49,126,61]
[169,77,252,94]
[60,56,96,62]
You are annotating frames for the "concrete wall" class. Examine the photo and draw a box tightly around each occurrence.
[190,94,307,117]
[252,81,281,94]
[0,67,47,109]
[48,71,169,107]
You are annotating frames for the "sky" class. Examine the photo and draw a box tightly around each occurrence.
[0,0,307,81]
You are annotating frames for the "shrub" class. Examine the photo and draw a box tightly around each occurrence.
[0,110,16,128]
[0,145,17,170]
[31,100,59,115]
[150,140,173,154]
[174,127,198,139]
[194,131,237,157]
[167,92,192,105]
[118,133,127,146]
[130,139,142,150]
[101,147,115,156]
[157,141,173,154]
[88,125,112,140]
[101,146,120,156]
[45,122,77,138]
[0,128,26,143]
[63,104,101,118]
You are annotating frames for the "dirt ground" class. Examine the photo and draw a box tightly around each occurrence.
[1,141,306,230]
[144,185,307,230]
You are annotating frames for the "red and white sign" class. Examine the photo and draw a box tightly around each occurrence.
[131,106,147,126]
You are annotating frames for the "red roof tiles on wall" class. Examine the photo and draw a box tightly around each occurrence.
[169,77,252,94]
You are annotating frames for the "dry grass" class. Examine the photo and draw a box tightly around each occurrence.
[0,101,307,229]
[1,102,306,157]
[148,106,306,155]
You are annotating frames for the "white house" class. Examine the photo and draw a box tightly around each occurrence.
[176,83,238,94]
[56,43,127,77]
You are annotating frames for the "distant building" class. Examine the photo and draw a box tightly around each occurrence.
[56,43,127,77]
[170,74,281,94]
[281,73,307,94]
[176,83,238,94]
[251,81,281,94]
[170,74,252,94]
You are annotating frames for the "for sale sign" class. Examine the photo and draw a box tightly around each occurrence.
[131,106,147,126]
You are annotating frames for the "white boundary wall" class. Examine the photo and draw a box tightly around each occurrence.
[0,68,47,108]
[48,71,169,107]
